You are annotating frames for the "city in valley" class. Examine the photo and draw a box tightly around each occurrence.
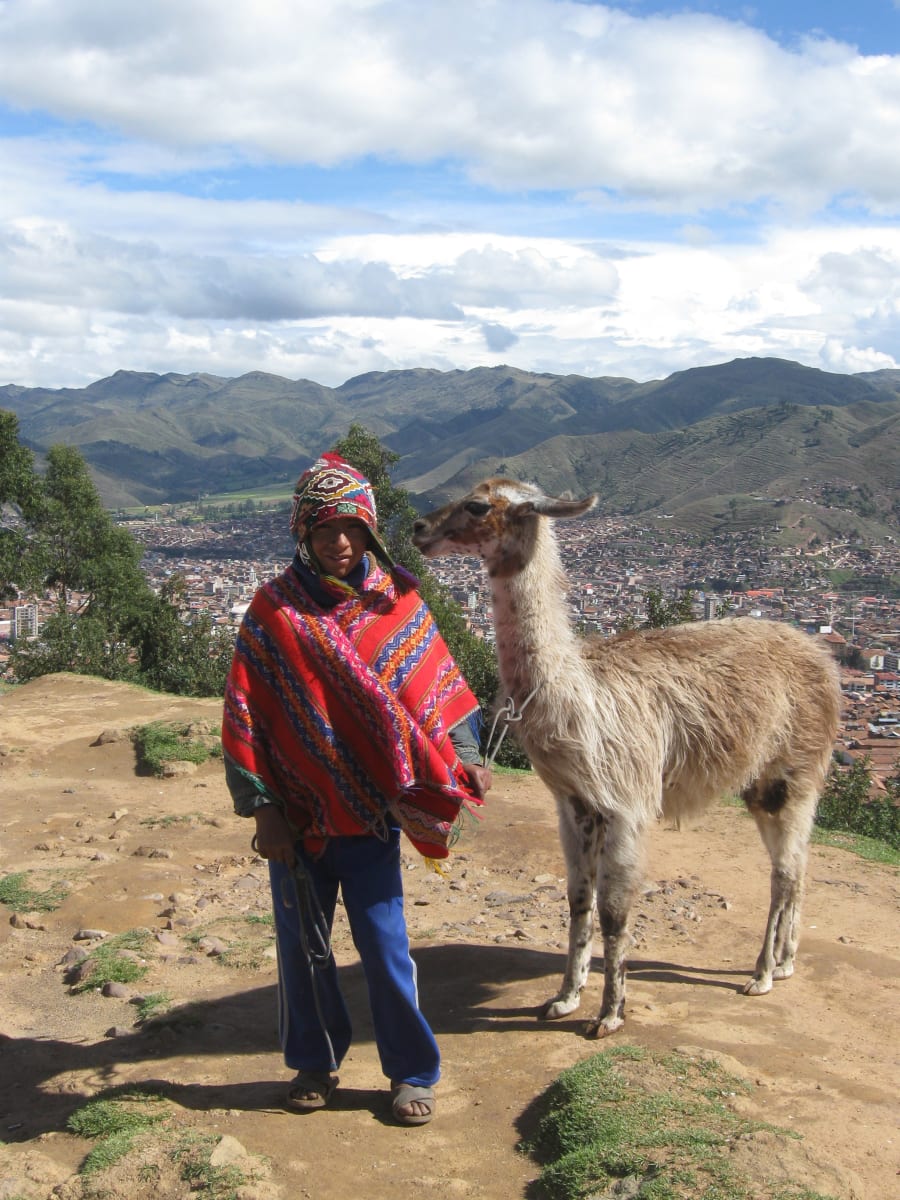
[3,501,899,793]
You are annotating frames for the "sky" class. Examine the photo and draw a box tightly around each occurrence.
[2,0,900,391]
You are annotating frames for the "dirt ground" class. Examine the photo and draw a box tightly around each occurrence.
[0,674,897,1200]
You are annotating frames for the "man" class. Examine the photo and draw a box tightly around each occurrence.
[222,453,491,1125]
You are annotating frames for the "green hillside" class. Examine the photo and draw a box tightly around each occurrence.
[2,357,897,538]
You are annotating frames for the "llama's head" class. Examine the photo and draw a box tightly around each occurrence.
[412,477,597,576]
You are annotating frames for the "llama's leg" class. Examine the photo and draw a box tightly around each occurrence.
[541,798,604,1021]
[586,816,644,1038]
[742,779,816,995]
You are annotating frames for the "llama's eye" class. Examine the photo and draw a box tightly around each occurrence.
[464,500,491,517]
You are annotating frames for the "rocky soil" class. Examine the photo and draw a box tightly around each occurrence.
[0,674,897,1199]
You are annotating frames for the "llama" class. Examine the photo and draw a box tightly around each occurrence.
[412,478,841,1037]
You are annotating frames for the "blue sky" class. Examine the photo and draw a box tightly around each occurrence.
[1,0,899,389]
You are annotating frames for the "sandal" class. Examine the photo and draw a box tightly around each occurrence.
[286,1070,339,1111]
[391,1082,436,1126]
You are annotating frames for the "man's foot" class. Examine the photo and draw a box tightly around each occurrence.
[286,1070,339,1111]
[390,1082,436,1126]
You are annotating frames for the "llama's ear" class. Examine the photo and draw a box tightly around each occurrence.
[532,494,597,519]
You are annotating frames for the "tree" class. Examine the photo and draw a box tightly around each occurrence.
[131,577,234,698]
[331,424,424,573]
[0,411,38,600]
[643,588,696,629]
[14,444,149,614]
[4,429,232,697]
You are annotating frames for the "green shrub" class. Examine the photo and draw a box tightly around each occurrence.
[520,1045,837,1200]
[816,759,900,851]
[0,871,69,912]
[70,929,152,993]
[131,720,219,776]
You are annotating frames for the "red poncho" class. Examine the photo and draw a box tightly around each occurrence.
[222,561,482,858]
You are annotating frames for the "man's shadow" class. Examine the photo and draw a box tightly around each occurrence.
[1,942,746,1137]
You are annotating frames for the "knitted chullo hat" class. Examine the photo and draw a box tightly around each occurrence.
[290,453,378,542]
[290,453,417,592]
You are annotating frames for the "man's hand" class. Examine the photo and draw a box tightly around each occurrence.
[252,804,296,865]
[462,763,493,800]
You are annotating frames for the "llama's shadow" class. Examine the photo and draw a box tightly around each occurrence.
[0,940,747,1138]
[415,943,750,1029]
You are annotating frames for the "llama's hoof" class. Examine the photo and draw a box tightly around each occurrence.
[742,975,773,996]
[540,996,580,1021]
[585,1015,624,1039]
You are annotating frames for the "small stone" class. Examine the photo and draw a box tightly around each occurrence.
[198,936,228,956]
[209,1134,251,1167]
[156,930,179,946]
[102,981,131,998]
[59,946,89,966]
[74,928,109,941]
[94,729,125,745]
[110,808,129,820]
[67,961,95,985]
[160,760,197,778]
[104,1026,132,1038]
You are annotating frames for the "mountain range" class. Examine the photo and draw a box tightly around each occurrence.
[2,356,898,540]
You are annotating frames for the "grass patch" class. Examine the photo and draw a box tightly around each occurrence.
[185,920,274,970]
[134,991,173,1022]
[139,811,214,829]
[70,929,153,993]
[0,870,69,912]
[66,1090,261,1197]
[170,1131,256,1198]
[131,720,221,776]
[810,826,900,865]
[68,1090,168,1176]
[244,911,274,926]
[519,1045,838,1200]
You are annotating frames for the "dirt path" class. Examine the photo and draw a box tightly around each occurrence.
[1,674,897,1199]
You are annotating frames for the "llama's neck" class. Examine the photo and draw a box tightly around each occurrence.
[488,521,579,701]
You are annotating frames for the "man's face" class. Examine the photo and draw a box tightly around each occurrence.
[309,518,369,577]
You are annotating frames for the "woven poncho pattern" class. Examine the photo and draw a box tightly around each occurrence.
[222,560,481,858]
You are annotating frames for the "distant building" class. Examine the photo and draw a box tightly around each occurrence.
[12,604,39,641]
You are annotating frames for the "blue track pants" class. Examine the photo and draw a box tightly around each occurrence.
[267,828,440,1088]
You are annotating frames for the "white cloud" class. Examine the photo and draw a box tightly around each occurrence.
[1,1,898,207]
[0,1,899,388]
